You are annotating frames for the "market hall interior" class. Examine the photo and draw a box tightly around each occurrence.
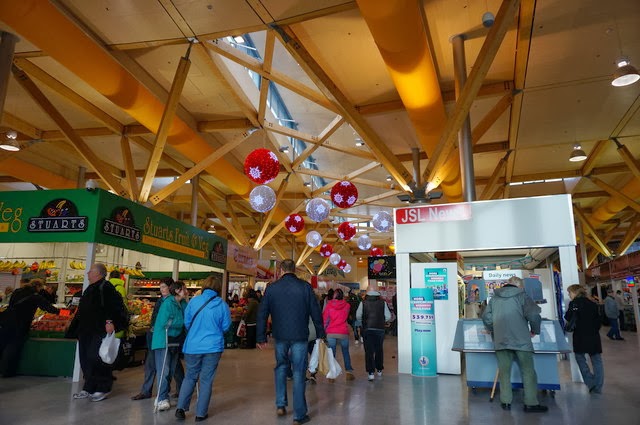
[1,332,639,425]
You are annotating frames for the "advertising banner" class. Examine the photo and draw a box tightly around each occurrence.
[226,241,258,275]
[424,267,448,300]
[0,189,227,268]
[410,287,437,377]
[368,255,396,279]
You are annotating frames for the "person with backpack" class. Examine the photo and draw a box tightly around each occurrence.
[68,263,129,402]
[0,279,59,377]
[356,285,391,381]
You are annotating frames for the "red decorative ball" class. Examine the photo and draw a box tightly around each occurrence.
[370,247,384,257]
[330,181,358,208]
[284,213,305,234]
[337,259,347,270]
[319,243,334,257]
[244,148,280,184]
[337,222,356,241]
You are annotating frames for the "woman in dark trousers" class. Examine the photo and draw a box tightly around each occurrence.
[0,279,59,377]
[242,289,259,349]
[565,284,604,393]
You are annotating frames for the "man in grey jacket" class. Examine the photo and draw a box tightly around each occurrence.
[482,276,547,413]
[604,289,624,340]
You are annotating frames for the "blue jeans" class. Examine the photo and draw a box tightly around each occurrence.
[327,337,353,372]
[154,347,180,402]
[575,352,604,393]
[177,352,222,418]
[275,340,308,421]
[607,318,621,339]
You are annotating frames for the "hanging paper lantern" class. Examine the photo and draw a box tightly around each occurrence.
[370,247,384,257]
[337,259,347,270]
[372,211,393,232]
[337,221,357,241]
[306,230,322,248]
[284,213,305,234]
[244,148,280,184]
[343,264,352,273]
[319,243,334,257]
[330,181,358,208]
[306,198,331,222]
[357,234,372,250]
[249,185,276,213]
[329,253,341,265]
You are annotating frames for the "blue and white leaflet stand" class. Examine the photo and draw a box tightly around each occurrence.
[410,287,437,376]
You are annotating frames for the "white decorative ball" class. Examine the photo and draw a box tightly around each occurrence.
[343,264,352,273]
[249,185,276,213]
[306,198,331,222]
[372,211,393,232]
[357,234,372,250]
[329,253,341,265]
[306,231,322,248]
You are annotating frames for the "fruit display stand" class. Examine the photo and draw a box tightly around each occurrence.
[0,188,228,381]
[18,311,76,377]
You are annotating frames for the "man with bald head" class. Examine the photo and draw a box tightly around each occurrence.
[68,263,128,402]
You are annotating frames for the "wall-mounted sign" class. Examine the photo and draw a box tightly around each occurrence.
[395,204,472,225]
[226,241,258,275]
[424,267,448,300]
[0,189,227,268]
[28,199,88,233]
[102,207,141,242]
[368,255,396,279]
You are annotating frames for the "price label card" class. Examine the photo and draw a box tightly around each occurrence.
[59,309,71,317]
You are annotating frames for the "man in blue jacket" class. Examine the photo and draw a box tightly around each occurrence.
[257,259,325,425]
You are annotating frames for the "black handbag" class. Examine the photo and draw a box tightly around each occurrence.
[564,306,578,332]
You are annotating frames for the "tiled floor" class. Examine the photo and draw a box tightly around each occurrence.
[1,330,639,424]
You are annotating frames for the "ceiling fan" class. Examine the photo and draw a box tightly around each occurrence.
[396,148,443,204]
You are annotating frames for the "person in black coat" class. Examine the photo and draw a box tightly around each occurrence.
[0,279,59,377]
[565,284,603,394]
[67,263,128,402]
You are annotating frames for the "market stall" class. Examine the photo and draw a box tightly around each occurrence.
[0,188,227,378]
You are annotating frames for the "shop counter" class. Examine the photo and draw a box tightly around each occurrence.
[452,319,571,391]
[17,337,76,377]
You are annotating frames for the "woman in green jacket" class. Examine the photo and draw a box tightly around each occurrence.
[152,281,187,412]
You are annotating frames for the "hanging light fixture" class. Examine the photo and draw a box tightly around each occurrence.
[0,131,20,151]
[612,57,640,87]
[568,144,587,162]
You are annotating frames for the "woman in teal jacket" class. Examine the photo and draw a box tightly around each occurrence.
[175,275,231,422]
[152,281,188,412]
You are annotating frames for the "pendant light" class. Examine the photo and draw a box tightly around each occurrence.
[612,57,640,87]
[568,144,587,162]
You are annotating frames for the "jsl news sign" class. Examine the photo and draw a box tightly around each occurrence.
[395,204,472,224]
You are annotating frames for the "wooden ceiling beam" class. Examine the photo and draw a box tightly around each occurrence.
[199,189,247,245]
[273,24,413,191]
[424,0,520,188]
[197,118,255,132]
[139,50,191,202]
[226,200,250,246]
[256,200,306,250]
[471,92,514,143]
[573,205,612,257]
[292,116,344,169]
[616,215,640,256]
[120,135,138,200]
[257,31,276,124]
[1,112,41,139]
[149,129,255,205]
[480,151,512,200]
[298,167,392,191]
[613,138,640,181]
[253,176,290,250]
[580,139,610,177]
[12,65,127,196]
[265,120,376,161]
[13,58,124,133]
[572,190,609,199]
[588,176,640,215]
[204,40,340,114]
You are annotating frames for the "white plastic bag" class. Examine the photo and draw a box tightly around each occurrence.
[99,332,121,364]
[325,345,343,379]
[308,339,321,373]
